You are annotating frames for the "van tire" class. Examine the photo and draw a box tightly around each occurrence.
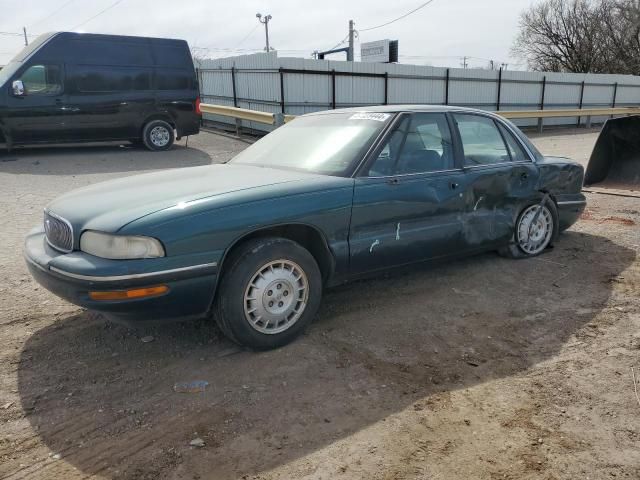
[142,120,174,151]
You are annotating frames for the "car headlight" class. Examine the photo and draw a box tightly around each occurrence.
[80,231,165,259]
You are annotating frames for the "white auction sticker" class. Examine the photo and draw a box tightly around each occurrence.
[348,112,390,122]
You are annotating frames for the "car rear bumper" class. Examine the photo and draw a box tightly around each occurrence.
[556,193,587,231]
[24,229,218,323]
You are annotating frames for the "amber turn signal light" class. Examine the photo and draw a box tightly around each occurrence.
[89,285,169,301]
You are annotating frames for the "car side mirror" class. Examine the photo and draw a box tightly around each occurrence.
[12,80,25,97]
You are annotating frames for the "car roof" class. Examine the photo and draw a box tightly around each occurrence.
[306,105,487,116]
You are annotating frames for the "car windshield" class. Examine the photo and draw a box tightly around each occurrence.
[230,112,394,176]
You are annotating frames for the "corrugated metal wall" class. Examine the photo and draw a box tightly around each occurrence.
[195,52,640,132]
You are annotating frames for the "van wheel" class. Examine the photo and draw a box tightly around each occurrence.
[214,237,322,350]
[142,120,174,151]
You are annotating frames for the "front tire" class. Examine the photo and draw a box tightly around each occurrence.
[499,200,559,259]
[214,237,322,350]
[142,119,174,151]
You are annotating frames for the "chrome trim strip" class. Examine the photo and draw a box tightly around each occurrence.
[556,200,587,206]
[463,160,532,169]
[48,262,218,282]
[44,208,74,253]
[365,168,463,180]
[24,254,48,273]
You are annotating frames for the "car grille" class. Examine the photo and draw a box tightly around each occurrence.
[44,211,73,252]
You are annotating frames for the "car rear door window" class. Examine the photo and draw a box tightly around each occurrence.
[367,113,454,176]
[454,114,510,166]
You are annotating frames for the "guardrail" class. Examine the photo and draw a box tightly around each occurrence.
[199,103,295,126]
[200,103,640,132]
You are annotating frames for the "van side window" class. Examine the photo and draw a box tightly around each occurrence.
[75,66,151,93]
[17,65,62,96]
[156,69,193,90]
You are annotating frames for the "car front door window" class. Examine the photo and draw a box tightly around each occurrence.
[367,113,454,176]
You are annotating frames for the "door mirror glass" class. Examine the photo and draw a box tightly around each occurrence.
[12,80,25,96]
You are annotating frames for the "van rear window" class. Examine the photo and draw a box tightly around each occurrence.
[74,66,152,92]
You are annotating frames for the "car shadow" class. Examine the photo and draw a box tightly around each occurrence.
[0,141,213,175]
[13,231,635,479]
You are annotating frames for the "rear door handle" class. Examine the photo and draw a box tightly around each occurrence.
[450,182,459,190]
[387,178,400,185]
[521,172,529,180]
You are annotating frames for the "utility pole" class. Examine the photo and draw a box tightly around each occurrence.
[256,13,272,52]
[461,56,468,69]
[347,20,355,61]
[23,26,28,46]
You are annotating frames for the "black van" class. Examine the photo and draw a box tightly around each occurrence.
[0,32,200,151]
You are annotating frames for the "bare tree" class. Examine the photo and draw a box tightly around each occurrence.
[513,0,640,74]
[599,0,640,74]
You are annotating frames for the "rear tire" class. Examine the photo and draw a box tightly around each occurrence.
[214,237,322,350]
[142,120,174,151]
[499,199,559,259]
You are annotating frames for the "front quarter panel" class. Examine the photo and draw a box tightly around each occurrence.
[119,180,355,281]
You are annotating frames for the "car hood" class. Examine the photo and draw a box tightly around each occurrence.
[46,164,330,233]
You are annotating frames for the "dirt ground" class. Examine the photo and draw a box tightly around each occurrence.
[0,127,638,480]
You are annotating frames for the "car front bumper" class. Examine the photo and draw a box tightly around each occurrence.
[24,228,218,323]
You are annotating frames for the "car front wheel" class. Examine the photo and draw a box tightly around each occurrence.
[214,237,322,350]
[142,119,174,151]
[499,200,559,259]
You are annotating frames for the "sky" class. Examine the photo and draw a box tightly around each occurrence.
[0,0,537,69]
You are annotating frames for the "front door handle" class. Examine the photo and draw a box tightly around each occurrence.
[521,172,529,180]
[386,178,400,185]
[450,182,459,190]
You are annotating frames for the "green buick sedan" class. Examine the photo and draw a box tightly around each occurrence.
[25,106,586,349]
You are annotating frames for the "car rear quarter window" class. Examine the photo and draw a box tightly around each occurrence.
[453,114,511,166]
[497,122,529,162]
[74,66,152,92]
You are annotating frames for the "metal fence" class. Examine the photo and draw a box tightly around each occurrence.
[196,52,640,132]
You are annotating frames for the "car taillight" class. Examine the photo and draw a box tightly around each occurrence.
[195,97,202,115]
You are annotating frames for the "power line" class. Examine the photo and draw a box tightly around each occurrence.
[29,0,76,28]
[359,0,437,31]
[0,31,26,37]
[70,0,126,30]
[324,33,349,53]
[233,24,259,49]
